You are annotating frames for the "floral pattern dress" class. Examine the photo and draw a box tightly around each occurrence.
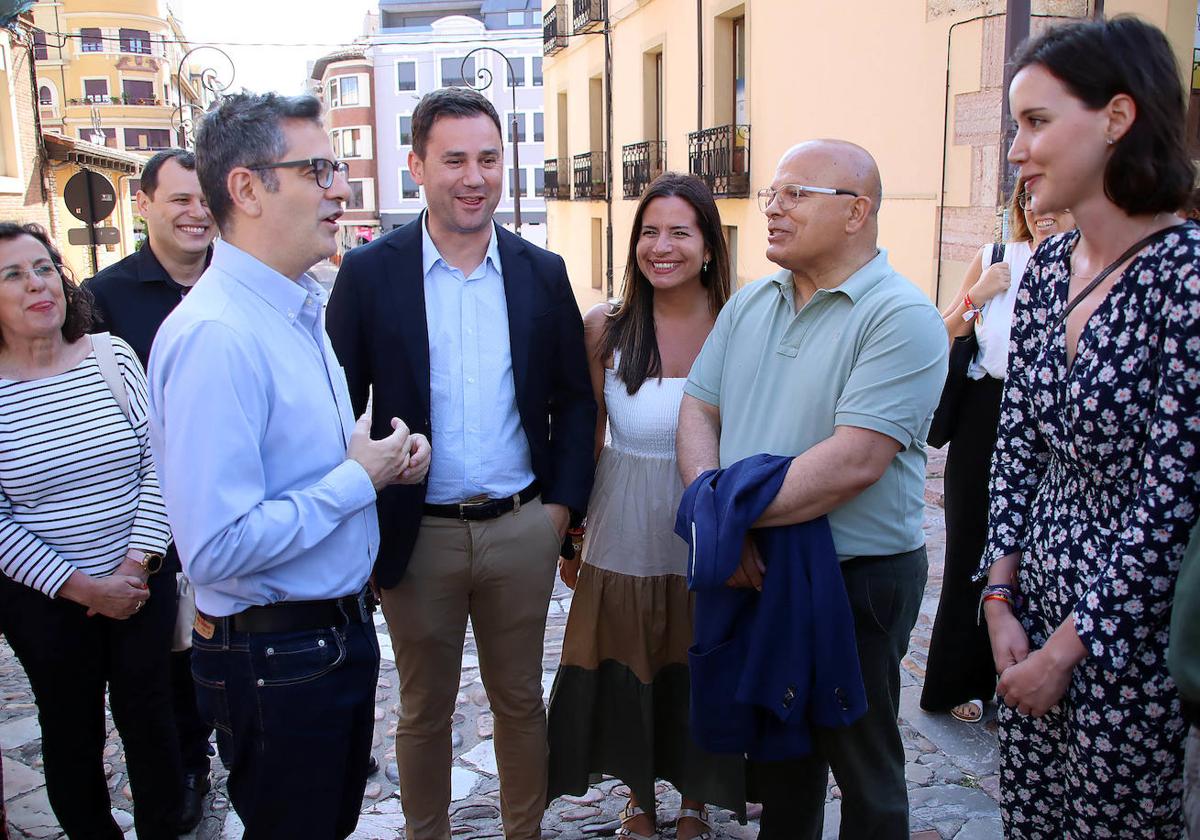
[982,222,1200,838]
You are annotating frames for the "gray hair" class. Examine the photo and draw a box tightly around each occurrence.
[194,92,323,230]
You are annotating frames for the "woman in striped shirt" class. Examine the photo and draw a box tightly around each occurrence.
[0,223,182,838]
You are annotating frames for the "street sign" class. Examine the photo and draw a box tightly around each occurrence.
[67,226,121,246]
[63,170,117,225]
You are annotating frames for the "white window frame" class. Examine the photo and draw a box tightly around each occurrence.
[395,60,417,93]
[346,178,376,212]
[439,55,474,88]
[78,27,106,55]
[506,111,525,143]
[80,76,110,105]
[506,57,525,87]
[399,167,420,201]
[38,80,57,108]
[332,126,372,160]
[327,74,366,109]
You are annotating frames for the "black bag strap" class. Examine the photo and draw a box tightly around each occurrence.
[1055,225,1184,327]
[990,242,1005,267]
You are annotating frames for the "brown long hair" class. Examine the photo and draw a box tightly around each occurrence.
[602,173,731,394]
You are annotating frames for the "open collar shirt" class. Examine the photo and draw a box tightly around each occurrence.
[421,216,534,504]
[147,239,378,616]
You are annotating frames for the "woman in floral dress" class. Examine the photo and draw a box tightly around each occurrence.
[980,17,1200,838]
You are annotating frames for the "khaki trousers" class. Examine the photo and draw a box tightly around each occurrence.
[381,497,561,840]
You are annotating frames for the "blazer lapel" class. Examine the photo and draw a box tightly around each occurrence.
[497,226,533,403]
[384,220,431,423]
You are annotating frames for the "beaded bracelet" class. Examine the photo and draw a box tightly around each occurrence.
[977,583,1017,625]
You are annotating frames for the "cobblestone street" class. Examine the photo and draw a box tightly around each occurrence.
[1,449,1004,839]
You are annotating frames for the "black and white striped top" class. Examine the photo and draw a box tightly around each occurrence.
[0,336,171,597]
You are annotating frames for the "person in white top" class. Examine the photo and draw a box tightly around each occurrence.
[921,178,1073,725]
[547,173,737,840]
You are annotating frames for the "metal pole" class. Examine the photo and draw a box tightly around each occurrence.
[604,19,614,299]
[696,0,703,132]
[462,48,522,237]
[998,0,1031,202]
[82,169,98,274]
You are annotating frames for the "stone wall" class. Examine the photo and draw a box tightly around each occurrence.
[927,0,1088,21]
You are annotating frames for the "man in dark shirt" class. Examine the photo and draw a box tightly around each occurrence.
[86,148,215,832]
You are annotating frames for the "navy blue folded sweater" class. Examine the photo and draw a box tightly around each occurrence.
[675,453,867,760]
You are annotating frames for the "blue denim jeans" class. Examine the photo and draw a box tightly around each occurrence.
[191,612,380,839]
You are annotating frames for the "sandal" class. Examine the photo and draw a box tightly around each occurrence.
[676,806,714,840]
[950,698,984,723]
[617,803,659,840]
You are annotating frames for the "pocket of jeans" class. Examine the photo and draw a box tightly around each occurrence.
[190,641,234,738]
[249,628,346,687]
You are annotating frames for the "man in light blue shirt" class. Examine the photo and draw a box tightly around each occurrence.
[147,92,429,839]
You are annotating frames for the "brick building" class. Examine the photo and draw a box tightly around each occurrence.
[311,48,381,256]
[0,23,52,232]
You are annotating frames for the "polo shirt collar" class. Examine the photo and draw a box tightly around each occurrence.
[210,238,315,322]
[420,212,501,280]
[136,241,213,285]
[771,248,892,305]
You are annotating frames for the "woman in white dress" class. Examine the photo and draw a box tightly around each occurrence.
[547,173,739,840]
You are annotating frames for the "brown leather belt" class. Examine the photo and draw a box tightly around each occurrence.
[423,481,540,521]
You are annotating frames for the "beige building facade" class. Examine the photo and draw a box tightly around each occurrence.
[31,0,211,158]
[542,0,1200,311]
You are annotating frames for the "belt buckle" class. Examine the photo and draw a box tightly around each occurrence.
[457,494,491,521]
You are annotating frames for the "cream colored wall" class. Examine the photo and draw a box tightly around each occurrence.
[546,0,1195,311]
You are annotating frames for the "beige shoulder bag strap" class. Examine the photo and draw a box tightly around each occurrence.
[92,332,133,424]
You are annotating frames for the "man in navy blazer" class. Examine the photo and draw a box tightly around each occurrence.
[326,88,595,840]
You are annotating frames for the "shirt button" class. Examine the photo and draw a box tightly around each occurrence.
[256,678,265,687]
[287,311,295,319]
[467,377,475,384]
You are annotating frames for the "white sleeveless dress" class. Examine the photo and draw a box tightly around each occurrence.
[547,354,745,815]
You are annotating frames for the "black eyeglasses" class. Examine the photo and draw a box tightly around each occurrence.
[1017,192,1032,211]
[246,157,349,189]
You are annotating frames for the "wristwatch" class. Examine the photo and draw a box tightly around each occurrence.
[129,550,164,575]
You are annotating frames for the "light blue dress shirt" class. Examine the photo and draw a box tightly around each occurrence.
[422,218,534,504]
[147,240,379,616]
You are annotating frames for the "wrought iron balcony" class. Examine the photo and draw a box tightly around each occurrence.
[572,0,605,34]
[573,152,607,200]
[687,124,751,198]
[543,4,568,56]
[545,158,565,200]
[622,141,666,200]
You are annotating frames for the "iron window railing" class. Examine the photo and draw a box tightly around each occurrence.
[687,124,750,198]
[545,158,565,200]
[573,152,606,200]
[622,141,666,199]
[572,0,605,33]
[543,5,568,56]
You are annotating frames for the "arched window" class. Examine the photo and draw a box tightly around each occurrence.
[38,84,53,107]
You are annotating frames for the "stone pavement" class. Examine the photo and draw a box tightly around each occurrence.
[1,448,1004,839]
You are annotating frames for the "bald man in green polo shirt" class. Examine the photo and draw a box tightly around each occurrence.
[677,140,948,839]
